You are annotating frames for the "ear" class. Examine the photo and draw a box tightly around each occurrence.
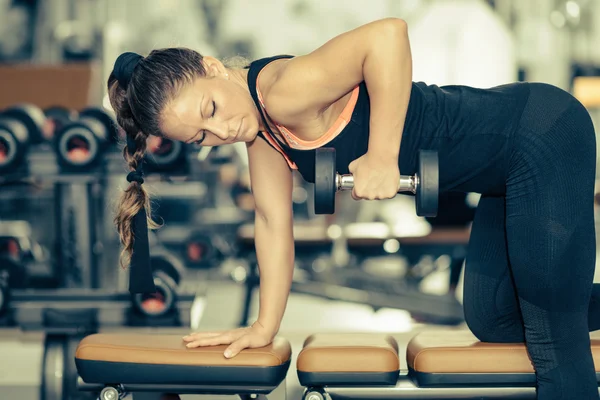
[202,56,226,77]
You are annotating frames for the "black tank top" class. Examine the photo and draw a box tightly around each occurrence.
[247,55,530,193]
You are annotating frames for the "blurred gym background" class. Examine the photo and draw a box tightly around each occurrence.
[1,0,600,399]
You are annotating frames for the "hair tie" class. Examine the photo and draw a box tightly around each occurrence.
[114,52,143,89]
[126,170,144,184]
[125,134,144,184]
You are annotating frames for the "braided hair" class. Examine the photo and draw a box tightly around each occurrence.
[107,49,206,292]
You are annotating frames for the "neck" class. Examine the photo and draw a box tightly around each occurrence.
[226,67,269,132]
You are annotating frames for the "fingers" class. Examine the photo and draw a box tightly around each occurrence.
[182,332,221,342]
[185,333,234,348]
[348,159,358,174]
[224,336,251,358]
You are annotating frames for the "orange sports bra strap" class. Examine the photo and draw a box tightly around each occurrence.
[259,132,298,170]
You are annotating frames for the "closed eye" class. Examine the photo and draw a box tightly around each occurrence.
[194,131,206,145]
[211,101,216,117]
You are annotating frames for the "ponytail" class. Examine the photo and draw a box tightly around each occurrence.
[107,48,206,292]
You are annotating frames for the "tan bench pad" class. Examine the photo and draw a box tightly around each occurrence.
[408,329,600,373]
[297,333,399,373]
[76,333,291,367]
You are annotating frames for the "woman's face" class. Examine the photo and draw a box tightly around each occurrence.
[160,58,261,146]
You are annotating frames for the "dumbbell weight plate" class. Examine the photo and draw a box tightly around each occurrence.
[314,148,336,214]
[186,234,216,268]
[79,107,119,144]
[43,106,76,141]
[2,104,46,144]
[416,150,439,217]
[134,270,177,317]
[132,252,184,317]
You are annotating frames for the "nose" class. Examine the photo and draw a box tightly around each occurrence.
[204,121,235,141]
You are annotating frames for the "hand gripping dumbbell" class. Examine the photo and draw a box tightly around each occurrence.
[314,148,439,217]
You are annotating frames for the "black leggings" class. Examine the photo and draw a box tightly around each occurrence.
[463,83,598,399]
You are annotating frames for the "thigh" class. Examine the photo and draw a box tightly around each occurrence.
[504,91,597,378]
[463,195,524,342]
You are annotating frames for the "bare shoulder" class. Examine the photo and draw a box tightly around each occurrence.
[258,18,407,125]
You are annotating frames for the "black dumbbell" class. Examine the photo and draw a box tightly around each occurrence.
[53,107,118,169]
[43,106,78,141]
[144,136,188,173]
[314,148,439,217]
[132,251,185,318]
[0,104,46,173]
[186,232,219,268]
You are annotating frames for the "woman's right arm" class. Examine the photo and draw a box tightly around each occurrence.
[246,136,295,338]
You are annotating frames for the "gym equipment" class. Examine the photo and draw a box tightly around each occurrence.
[237,222,469,326]
[185,232,219,268]
[131,251,187,321]
[74,333,291,399]
[0,220,50,266]
[53,107,118,170]
[297,330,600,399]
[43,106,78,141]
[0,257,20,318]
[144,136,189,174]
[73,329,600,400]
[0,104,46,173]
[53,179,103,289]
[314,148,439,217]
[0,287,195,330]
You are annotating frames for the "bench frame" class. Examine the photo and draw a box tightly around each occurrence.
[77,377,287,400]
[301,371,600,400]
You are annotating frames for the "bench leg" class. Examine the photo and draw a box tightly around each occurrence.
[130,394,180,400]
[98,386,127,400]
[239,380,286,400]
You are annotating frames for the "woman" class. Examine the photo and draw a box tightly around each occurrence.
[108,18,599,399]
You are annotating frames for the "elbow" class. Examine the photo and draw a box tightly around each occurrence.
[255,206,292,230]
[378,18,408,39]
[255,207,270,225]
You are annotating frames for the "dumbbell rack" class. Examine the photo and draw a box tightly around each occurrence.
[0,140,219,400]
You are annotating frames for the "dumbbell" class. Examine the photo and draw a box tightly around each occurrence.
[186,232,219,269]
[0,104,46,173]
[43,106,77,141]
[314,148,439,217]
[132,251,185,318]
[144,136,188,173]
[53,107,118,169]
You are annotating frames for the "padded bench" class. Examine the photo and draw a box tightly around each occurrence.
[297,329,600,399]
[75,329,600,400]
[75,333,291,397]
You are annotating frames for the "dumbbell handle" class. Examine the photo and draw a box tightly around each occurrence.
[336,173,418,194]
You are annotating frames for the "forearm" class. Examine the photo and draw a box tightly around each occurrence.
[253,214,294,337]
[364,19,412,163]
